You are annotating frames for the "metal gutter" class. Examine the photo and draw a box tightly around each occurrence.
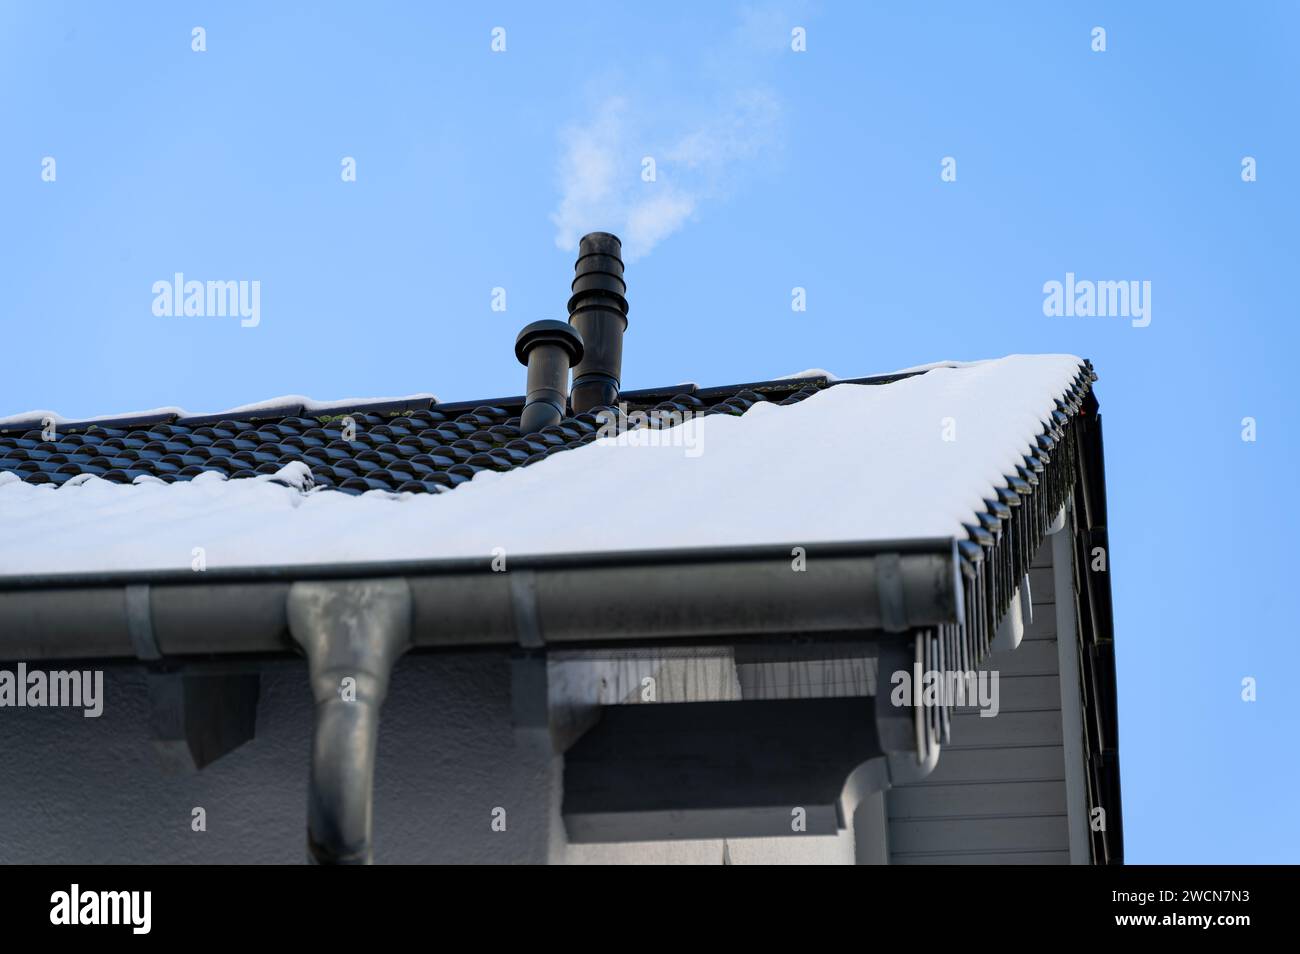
[0,540,963,662]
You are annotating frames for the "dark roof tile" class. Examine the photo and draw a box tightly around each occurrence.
[0,376,843,496]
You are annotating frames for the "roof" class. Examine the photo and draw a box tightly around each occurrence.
[0,380,825,496]
[0,355,1093,576]
[0,352,1120,861]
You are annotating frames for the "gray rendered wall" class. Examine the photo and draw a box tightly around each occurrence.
[0,649,853,863]
[0,652,562,863]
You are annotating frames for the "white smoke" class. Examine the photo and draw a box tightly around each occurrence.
[550,90,780,262]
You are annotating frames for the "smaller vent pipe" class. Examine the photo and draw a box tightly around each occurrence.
[515,319,584,435]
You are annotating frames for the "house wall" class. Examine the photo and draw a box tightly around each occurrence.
[885,535,1074,864]
[1,539,1076,865]
[0,648,854,863]
[0,652,563,863]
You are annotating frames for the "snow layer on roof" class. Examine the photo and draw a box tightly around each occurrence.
[0,355,1084,576]
[776,368,841,381]
[0,407,187,428]
[0,394,440,428]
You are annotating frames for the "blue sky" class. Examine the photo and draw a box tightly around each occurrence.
[2,2,1297,862]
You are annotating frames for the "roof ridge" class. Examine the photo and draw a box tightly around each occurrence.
[0,367,944,436]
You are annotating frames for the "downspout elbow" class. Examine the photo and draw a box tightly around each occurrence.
[287,578,412,865]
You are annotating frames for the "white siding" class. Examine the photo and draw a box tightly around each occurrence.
[887,536,1072,864]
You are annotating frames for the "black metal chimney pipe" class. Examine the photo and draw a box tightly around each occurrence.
[516,319,584,434]
[567,232,628,413]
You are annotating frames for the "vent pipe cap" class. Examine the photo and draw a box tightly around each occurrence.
[515,319,584,366]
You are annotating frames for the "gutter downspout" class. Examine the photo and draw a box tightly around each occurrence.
[287,578,412,865]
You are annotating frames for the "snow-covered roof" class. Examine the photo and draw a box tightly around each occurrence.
[0,355,1089,576]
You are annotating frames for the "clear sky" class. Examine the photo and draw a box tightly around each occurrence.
[2,2,1297,862]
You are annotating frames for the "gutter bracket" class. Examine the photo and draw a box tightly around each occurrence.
[508,570,557,748]
[509,570,545,648]
[287,577,412,865]
[876,554,908,632]
[125,584,162,661]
